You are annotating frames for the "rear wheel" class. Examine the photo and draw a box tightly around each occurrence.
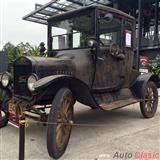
[140,81,158,118]
[0,86,11,128]
[47,88,74,159]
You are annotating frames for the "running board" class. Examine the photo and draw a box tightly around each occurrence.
[99,98,139,111]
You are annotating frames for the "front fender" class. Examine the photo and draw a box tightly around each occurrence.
[33,75,97,108]
[131,73,159,98]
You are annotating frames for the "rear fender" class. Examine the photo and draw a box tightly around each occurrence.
[131,73,159,99]
[33,75,97,108]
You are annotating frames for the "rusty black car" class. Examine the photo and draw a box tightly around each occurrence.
[0,5,159,159]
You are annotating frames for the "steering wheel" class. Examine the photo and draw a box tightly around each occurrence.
[109,43,120,57]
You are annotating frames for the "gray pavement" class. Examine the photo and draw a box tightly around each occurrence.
[0,102,160,160]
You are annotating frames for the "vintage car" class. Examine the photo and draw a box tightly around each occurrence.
[0,5,159,159]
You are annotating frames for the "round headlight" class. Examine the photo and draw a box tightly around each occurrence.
[87,40,94,47]
[1,72,11,87]
[27,74,38,92]
[87,39,98,48]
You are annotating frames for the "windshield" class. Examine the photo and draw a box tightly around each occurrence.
[50,10,95,50]
[98,11,122,46]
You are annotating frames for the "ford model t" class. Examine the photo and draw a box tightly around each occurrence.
[0,5,159,159]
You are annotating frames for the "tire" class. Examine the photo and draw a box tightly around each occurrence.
[47,88,74,159]
[140,81,158,118]
[0,86,11,128]
[0,110,8,128]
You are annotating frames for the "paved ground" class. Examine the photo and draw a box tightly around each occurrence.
[0,102,160,160]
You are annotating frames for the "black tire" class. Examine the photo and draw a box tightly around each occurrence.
[0,110,8,128]
[140,81,158,118]
[47,88,74,159]
[0,86,11,128]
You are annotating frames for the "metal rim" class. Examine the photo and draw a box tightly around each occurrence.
[55,94,73,150]
[144,86,157,113]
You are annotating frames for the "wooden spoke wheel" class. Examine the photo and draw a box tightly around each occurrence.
[47,88,74,159]
[0,86,10,128]
[140,81,158,118]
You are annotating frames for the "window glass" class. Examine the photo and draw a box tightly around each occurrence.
[98,11,122,46]
[51,10,95,50]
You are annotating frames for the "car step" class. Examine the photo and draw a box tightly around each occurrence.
[99,98,139,111]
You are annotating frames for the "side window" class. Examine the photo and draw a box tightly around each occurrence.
[99,32,121,46]
[98,10,122,46]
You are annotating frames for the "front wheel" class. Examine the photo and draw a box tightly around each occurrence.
[47,88,74,159]
[140,81,158,118]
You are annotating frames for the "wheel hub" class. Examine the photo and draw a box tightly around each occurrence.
[145,87,155,113]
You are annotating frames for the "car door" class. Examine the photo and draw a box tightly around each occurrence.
[92,12,126,91]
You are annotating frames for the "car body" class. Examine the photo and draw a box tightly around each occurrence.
[0,5,159,159]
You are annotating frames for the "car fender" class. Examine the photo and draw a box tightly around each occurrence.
[131,73,159,99]
[0,82,13,97]
[33,75,97,108]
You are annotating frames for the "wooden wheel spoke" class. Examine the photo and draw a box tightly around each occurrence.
[55,96,73,149]
[148,88,152,94]
[56,124,64,147]
[144,86,157,113]
[61,98,72,122]
[146,100,152,111]
[56,118,71,149]
[59,109,67,123]
[147,103,152,112]
[57,114,63,123]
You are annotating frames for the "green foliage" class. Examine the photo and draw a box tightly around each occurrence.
[148,54,160,77]
[2,42,42,72]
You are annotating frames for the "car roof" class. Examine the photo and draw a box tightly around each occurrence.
[48,4,135,22]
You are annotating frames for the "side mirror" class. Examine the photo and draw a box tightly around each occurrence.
[87,39,98,48]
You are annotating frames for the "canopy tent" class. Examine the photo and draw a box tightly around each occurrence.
[23,0,112,25]
[23,0,160,51]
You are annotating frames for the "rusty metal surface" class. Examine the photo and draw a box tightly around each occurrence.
[100,98,138,110]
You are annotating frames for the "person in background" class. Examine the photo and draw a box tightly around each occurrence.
[39,42,46,56]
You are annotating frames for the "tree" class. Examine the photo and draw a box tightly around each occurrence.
[148,54,160,77]
[2,42,42,72]
[3,42,17,72]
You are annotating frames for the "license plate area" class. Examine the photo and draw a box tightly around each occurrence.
[8,101,22,127]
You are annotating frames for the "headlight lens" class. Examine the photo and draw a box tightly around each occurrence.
[1,72,11,87]
[27,74,38,92]
[87,40,94,47]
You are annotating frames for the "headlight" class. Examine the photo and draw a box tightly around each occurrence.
[27,74,38,92]
[87,40,94,47]
[87,39,98,48]
[1,72,11,87]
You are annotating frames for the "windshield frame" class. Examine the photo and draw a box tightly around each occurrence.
[47,7,97,52]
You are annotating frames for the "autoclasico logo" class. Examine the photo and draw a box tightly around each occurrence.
[112,152,160,159]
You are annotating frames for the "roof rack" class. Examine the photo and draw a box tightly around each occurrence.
[23,0,111,25]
